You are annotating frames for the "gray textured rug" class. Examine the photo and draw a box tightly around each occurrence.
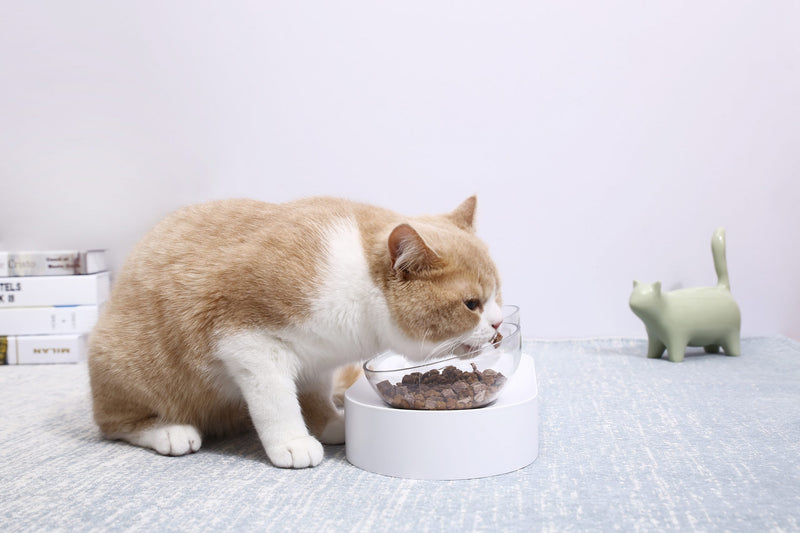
[2,337,799,532]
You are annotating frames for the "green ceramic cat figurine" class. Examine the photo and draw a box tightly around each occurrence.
[629,228,741,362]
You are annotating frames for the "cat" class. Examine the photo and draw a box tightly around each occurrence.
[87,196,503,468]
[629,227,741,363]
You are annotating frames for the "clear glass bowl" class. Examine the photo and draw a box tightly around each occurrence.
[502,304,520,327]
[363,321,522,410]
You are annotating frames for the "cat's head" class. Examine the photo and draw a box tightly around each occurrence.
[629,280,662,315]
[379,197,504,362]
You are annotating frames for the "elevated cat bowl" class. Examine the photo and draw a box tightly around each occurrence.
[344,352,538,480]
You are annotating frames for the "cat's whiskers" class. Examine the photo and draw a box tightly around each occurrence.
[426,335,467,362]
[418,328,437,361]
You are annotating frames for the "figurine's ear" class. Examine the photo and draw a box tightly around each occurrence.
[633,280,640,288]
[653,281,662,293]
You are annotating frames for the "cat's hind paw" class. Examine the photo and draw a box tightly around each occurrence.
[266,436,324,468]
[125,424,202,456]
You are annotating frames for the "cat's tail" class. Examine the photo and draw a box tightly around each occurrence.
[711,227,730,290]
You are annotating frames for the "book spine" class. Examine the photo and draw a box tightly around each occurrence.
[0,272,110,308]
[1,334,87,365]
[0,250,107,277]
[0,305,101,335]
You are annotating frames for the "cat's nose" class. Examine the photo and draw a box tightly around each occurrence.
[491,320,502,330]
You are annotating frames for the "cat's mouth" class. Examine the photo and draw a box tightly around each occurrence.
[454,342,487,357]
[456,343,476,356]
[427,343,477,361]
[455,332,503,357]
[423,331,501,362]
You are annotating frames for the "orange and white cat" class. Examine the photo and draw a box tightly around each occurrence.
[88,196,503,468]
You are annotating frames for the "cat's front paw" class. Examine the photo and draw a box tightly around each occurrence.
[319,415,345,445]
[266,436,324,468]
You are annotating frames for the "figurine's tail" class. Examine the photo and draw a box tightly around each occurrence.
[711,227,730,290]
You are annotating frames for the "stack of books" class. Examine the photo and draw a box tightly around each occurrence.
[0,250,110,365]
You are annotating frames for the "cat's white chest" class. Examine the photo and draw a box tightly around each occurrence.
[289,219,392,367]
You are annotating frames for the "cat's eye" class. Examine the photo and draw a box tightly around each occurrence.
[464,299,481,311]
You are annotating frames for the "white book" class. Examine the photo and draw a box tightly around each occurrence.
[1,334,87,365]
[0,272,110,308]
[0,250,107,277]
[0,305,101,335]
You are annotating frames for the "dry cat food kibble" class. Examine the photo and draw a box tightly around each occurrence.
[375,363,508,410]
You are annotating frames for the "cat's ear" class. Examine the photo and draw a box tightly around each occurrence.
[447,196,477,232]
[653,281,662,294]
[388,223,439,273]
[633,280,640,288]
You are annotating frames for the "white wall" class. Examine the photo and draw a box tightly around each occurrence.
[2,2,798,340]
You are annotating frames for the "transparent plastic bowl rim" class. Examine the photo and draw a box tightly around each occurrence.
[364,322,521,375]
[502,304,520,326]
